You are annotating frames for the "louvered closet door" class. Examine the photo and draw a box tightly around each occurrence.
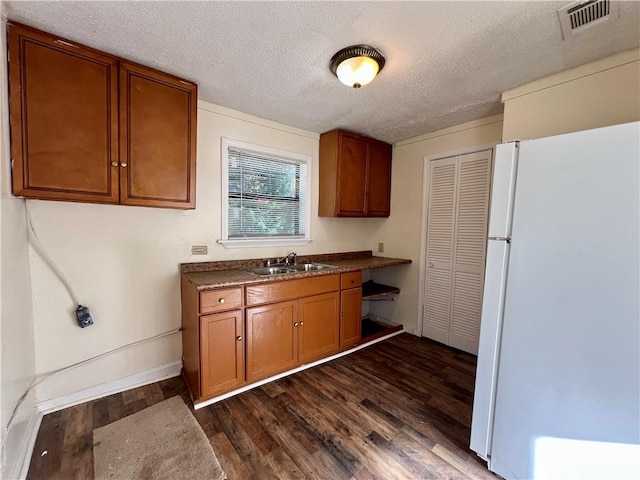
[423,157,457,345]
[423,150,492,354]
[449,151,492,354]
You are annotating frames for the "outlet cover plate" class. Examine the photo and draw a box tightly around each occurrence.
[191,245,208,255]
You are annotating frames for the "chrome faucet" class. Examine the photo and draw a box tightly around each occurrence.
[277,252,297,265]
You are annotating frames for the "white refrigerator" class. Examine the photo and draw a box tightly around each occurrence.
[470,122,640,479]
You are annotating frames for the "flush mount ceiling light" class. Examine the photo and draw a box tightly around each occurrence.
[330,45,385,89]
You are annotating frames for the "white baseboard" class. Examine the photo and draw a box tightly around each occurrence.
[4,362,182,480]
[2,390,42,480]
[15,410,42,480]
[37,361,183,415]
[193,328,404,410]
[404,327,419,336]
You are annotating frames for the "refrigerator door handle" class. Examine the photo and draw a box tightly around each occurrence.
[470,240,511,462]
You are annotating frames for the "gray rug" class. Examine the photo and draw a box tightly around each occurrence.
[93,395,226,480]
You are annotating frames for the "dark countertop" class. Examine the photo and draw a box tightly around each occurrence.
[181,251,411,290]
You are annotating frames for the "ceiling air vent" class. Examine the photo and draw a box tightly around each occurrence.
[558,0,620,39]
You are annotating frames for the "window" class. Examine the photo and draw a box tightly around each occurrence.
[220,138,311,247]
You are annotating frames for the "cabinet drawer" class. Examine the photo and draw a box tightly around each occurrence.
[200,287,242,314]
[341,271,362,290]
[246,274,340,306]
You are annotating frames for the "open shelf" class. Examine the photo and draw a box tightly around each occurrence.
[362,280,400,301]
[361,317,403,342]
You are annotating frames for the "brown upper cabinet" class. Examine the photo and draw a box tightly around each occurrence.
[318,129,392,217]
[8,22,197,209]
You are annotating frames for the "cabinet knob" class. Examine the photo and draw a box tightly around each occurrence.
[342,312,346,316]
[236,335,242,341]
[111,161,118,167]
[120,162,128,167]
[350,280,354,284]
[294,322,299,327]
[300,321,304,326]
[218,298,225,304]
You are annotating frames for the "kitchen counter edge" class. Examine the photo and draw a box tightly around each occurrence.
[182,255,412,290]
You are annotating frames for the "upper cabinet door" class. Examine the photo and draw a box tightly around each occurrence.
[8,23,119,203]
[367,141,392,217]
[119,62,197,209]
[319,129,392,218]
[337,134,368,216]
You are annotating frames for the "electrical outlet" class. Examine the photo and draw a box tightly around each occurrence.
[377,242,384,253]
[191,245,208,255]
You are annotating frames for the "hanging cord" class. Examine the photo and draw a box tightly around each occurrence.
[25,201,81,306]
[3,204,183,458]
[1,327,182,458]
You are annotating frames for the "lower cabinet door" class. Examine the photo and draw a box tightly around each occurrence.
[340,287,362,348]
[246,300,298,382]
[298,292,340,363]
[200,310,244,397]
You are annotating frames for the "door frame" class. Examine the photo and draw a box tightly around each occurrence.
[417,142,498,338]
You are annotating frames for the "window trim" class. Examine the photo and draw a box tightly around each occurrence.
[219,137,312,248]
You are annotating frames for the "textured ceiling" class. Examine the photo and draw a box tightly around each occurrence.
[4,1,640,144]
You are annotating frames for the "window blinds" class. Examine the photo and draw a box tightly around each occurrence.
[227,147,307,238]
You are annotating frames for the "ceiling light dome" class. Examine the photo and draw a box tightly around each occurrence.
[330,45,385,89]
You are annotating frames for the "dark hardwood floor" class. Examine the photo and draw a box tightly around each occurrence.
[27,334,496,479]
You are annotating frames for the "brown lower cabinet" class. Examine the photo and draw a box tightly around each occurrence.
[181,279,245,401]
[181,271,363,404]
[246,293,341,383]
[340,288,362,349]
[200,310,244,397]
[246,280,341,382]
[298,292,340,363]
[340,271,363,349]
[246,300,298,382]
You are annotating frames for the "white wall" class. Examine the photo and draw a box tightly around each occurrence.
[502,48,639,141]
[373,48,640,339]
[24,36,639,411]
[370,115,503,335]
[27,100,384,402]
[0,4,37,476]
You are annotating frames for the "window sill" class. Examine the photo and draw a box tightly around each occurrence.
[218,238,312,249]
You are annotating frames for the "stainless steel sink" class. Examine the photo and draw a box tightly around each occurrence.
[247,266,296,276]
[247,263,336,276]
[288,263,335,272]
